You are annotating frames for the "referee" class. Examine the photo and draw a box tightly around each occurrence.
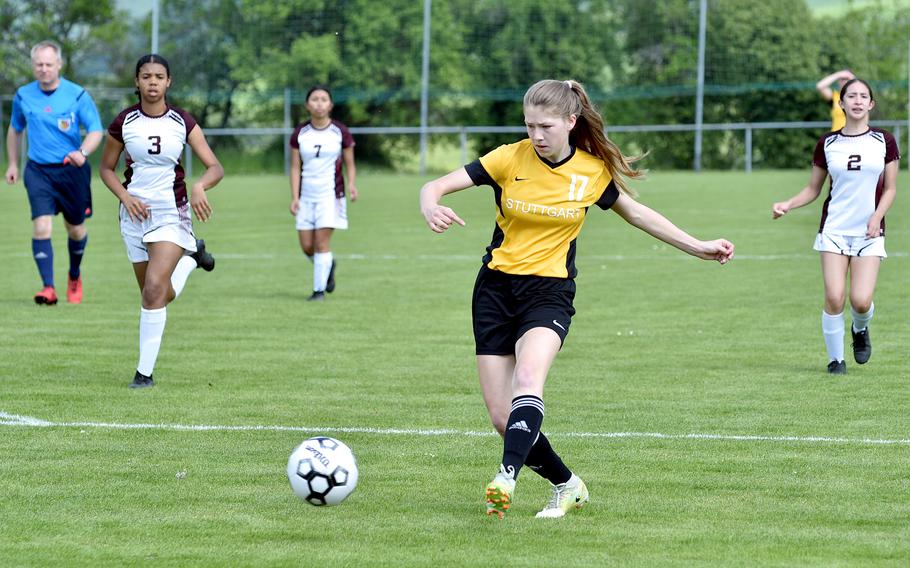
[5,40,103,305]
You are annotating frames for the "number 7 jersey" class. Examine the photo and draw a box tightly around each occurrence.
[108,103,198,210]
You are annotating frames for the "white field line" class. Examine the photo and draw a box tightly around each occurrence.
[7,251,909,261]
[2,411,908,446]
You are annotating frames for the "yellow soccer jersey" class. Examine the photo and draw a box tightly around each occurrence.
[465,139,620,278]
[830,90,846,132]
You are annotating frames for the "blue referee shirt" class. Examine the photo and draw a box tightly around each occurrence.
[10,78,103,165]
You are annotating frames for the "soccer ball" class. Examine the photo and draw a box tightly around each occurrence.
[287,436,359,506]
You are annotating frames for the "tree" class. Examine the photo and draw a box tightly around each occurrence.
[0,0,127,92]
[614,0,822,168]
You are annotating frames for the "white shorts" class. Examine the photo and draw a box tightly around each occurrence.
[120,204,197,263]
[813,232,887,258]
[295,195,348,230]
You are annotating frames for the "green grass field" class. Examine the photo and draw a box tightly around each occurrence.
[1,169,909,566]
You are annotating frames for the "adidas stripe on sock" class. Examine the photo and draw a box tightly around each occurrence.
[500,395,544,481]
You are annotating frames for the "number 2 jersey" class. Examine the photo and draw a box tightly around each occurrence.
[465,139,620,279]
[107,103,197,211]
[813,128,900,236]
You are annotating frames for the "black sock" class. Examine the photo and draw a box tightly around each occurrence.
[500,395,544,480]
[524,432,572,486]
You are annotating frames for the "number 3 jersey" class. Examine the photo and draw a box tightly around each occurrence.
[289,119,354,200]
[813,128,900,236]
[108,104,198,211]
[466,139,620,278]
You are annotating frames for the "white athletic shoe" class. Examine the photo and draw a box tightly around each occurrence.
[535,474,588,518]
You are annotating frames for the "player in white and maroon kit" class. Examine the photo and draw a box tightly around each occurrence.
[773,78,899,375]
[99,54,224,389]
[289,86,358,301]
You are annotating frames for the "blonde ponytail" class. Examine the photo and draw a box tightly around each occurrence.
[524,79,645,197]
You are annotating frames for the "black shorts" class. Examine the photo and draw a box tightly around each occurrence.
[24,160,93,225]
[472,264,576,356]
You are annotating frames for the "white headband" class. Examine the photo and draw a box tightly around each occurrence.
[565,80,572,88]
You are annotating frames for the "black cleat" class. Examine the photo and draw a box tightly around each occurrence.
[827,360,847,375]
[129,371,155,389]
[326,260,337,293]
[851,327,871,364]
[191,239,215,272]
[307,291,326,302]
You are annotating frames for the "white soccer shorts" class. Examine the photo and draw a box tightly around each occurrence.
[813,232,887,258]
[120,204,197,263]
[295,195,348,230]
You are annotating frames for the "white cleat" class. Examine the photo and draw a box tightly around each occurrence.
[535,474,588,518]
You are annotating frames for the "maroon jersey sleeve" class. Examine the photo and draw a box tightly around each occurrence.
[812,135,829,169]
[337,120,355,149]
[289,124,303,149]
[883,130,901,163]
[171,106,198,137]
[107,105,137,144]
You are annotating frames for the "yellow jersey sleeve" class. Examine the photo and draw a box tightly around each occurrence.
[830,91,846,132]
[477,143,521,187]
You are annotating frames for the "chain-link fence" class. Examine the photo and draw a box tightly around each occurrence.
[4,0,910,172]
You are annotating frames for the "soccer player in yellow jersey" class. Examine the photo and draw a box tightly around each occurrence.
[420,79,734,519]
[816,69,855,131]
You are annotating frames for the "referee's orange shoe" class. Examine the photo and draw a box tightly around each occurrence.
[34,286,58,306]
[67,275,83,304]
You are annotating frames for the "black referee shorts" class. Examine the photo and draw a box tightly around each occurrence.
[472,264,576,356]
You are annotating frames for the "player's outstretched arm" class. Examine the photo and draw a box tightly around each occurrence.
[419,167,470,233]
[816,69,854,100]
[611,193,734,264]
[772,165,826,219]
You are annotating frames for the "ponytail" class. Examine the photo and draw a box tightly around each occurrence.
[524,79,645,197]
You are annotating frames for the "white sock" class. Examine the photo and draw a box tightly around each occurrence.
[821,310,845,363]
[851,303,874,332]
[138,307,167,376]
[313,252,332,292]
[170,255,197,299]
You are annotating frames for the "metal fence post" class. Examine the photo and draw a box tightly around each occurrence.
[693,0,707,172]
[184,144,192,179]
[0,97,5,161]
[744,127,752,173]
[284,87,291,176]
[418,0,431,175]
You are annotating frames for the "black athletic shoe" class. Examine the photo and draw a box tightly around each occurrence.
[851,327,871,364]
[191,239,215,272]
[307,291,326,302]
[827,360,847,375]
[326,260,337,293]
[129,371,155,389]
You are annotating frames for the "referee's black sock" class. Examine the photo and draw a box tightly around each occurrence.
[500,395,544,480]
[525,432,573,486]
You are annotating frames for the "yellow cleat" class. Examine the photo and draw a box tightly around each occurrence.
[485,465,516,519]
[535,474,588,518]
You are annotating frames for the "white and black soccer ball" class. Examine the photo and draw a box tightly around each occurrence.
[287,436,359,506]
